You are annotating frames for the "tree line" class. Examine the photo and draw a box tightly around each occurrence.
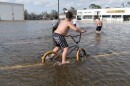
[24,10,58,20]
[24,2,130,20]
[24,7,77,20]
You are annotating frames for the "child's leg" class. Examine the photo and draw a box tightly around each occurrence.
[62,47,70,64]
[46,46,59,58]
[53,46,59,53]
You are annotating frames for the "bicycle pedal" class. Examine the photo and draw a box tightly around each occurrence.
[46,56,52,60]
[46,54,55,60]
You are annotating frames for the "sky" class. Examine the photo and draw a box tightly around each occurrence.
[0,0,130,13]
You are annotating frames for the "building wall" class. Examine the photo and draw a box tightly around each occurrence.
[77,8,130,22]
[0,2,24,20]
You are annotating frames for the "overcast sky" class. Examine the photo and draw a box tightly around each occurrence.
[1,0,130,13]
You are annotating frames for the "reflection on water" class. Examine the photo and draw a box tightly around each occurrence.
[0,21,130,86]
[95,33,101,46]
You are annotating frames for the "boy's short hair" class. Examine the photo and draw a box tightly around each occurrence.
[66,11,73,20]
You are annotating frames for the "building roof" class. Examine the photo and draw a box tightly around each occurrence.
[0,2,24,6]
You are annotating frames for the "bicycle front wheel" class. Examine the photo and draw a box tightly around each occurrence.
[76,48,87,61]
[41,51,60,63]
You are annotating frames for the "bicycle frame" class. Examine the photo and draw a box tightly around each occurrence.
[52,33,82,60]
[41,31,89,64]
[66,33,82,57]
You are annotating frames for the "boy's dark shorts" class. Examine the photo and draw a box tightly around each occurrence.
[74,24,76,26]
[52,33,68,48]
[96,26,102,31]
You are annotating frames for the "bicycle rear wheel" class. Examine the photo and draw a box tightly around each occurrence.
[76,48,87,61]
[41,51,61,63]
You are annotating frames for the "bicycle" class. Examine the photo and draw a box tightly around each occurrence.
[41,33,88,64]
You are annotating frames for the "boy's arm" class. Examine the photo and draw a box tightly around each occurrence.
[68,21,86,33]
[96,21,98,26]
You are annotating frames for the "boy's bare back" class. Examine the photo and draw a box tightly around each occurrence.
[96,19,102,26]
[54,19,69,36]
[54,19,81,36]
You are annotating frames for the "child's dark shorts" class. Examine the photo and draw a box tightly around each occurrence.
[52,33,68,48]
[96,26,102,31]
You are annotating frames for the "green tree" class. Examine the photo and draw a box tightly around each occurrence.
[105,7,110,8]
[24,10,29,20]
[41,12,48,20]
[50,10,58,19]
[89,4,101,9]
[127,1,130,7]
[83,8,87,10]
[121,3,125,7]
[29,12,36,20]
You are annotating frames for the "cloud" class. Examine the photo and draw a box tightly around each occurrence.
[1,0,130,13]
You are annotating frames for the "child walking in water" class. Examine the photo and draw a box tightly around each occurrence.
[96,18,102,34]
[52,12,86,65]
[72,17,77,26]
[52,15,60,33]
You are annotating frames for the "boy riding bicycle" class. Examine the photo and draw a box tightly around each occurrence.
[52,11,86,65]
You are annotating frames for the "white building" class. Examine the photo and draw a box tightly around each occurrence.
[0,2,24,20]
[77,8,130,22]
[59,13,66,19]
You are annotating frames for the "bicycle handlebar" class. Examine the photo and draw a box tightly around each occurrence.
[66,33,82,44]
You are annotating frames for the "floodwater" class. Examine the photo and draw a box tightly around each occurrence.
[0,20,130,86]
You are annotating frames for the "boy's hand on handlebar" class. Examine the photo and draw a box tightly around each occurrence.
[81,30,87,33]
[66,34,69,37]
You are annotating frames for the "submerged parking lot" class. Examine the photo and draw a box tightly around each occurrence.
[0,20,130,86]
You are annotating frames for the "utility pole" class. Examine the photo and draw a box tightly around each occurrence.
[58,0,59,18]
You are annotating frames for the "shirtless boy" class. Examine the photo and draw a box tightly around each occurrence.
[96,18,102,34]
[52,12,86,65]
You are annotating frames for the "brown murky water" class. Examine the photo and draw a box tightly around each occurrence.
[0,21,130,86]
